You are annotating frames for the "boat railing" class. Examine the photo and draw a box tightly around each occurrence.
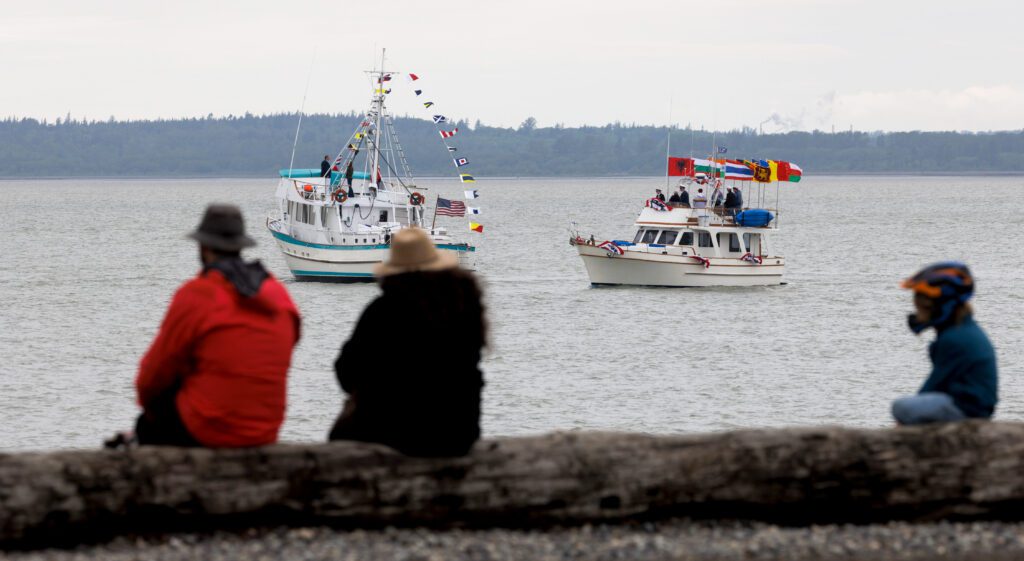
[651,205,779,228]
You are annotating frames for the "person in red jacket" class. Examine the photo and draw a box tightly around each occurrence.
[134,204,301,447]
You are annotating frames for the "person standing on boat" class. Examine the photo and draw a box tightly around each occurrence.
[692,188,707,209]
[655,189,666,203]
[321,155,332,179]
[734,187,743,209]
[677,185,690,207]
[668,190,681,204]
[891,263,997,425]
[329,228,486,456]
[132,204,301,447]
[345,161,355,197]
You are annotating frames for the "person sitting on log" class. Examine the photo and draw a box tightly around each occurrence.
[330,228,486,456]
[891,262,997,425]
[132,204,301,447]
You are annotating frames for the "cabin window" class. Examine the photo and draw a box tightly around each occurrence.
[678,232,694,246]
[719,233,740,252]
[379,210,389,222]
[657,231,678,245]
[744,234,759,254]
[641,230,659,244]
[698,232,713,247]
[320,207,328,226]
[633,230,645,243]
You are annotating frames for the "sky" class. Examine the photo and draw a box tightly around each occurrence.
[3,0,1024,133]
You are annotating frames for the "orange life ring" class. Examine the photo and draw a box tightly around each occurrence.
[409,192,424,206]
[332,190,348,203]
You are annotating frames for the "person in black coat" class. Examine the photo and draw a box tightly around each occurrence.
[724,189,737,209]
[329,228,486,456]
[321,155,331,178]
[678,186,690,207]
[668,191,680,204]
[655,189,666,202]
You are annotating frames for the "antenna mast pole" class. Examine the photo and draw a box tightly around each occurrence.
[665,96,672,189]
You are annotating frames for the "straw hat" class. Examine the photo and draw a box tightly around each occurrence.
[374,228,459,277]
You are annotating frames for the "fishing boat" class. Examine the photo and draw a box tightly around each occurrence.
[570,156,802,287]
[267,56,475,282]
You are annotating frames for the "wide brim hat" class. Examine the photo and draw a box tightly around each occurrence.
[374,227,459,278]
[187,203,257,252]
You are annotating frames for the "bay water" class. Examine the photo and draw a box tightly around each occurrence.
[1,176,1021,451]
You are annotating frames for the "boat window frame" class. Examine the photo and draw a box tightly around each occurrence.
[632,229,645,243]
[640,229,659,244]
[697,232,713,248]
[656,230,678,245]
[677,231,694,246]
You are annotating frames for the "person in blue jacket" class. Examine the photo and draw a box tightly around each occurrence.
[892,262,998,425]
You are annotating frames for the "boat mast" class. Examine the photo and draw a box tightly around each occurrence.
[370,49,386,194]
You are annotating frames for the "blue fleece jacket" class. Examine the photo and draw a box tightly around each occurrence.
[919,315,998,418]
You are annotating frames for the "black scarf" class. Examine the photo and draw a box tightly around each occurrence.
[205,257,269,298]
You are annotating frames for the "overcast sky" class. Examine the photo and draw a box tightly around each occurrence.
[3,0,1023,132]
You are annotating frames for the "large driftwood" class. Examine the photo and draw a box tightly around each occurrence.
[3,421,1024,547]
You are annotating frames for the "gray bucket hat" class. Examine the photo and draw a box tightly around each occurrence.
[187,204,256,251]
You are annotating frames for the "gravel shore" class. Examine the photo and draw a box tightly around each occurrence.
[5,520,1024,561]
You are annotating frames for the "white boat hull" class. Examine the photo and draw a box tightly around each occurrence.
[576,244,784,287]
[271,229,474,282]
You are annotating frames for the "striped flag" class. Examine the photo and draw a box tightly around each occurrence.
[598,241,624,255]
[424,101,434,108]
[447,146,457,152]
[440,128,458,139]
[460,174,476,183]
[436,197,466,217]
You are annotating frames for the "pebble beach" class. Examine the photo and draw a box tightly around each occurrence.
[7,521,1024,561]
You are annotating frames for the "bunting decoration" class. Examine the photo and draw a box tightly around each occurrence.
[645,198,670,211]
[598,240,624,255]
[689,255,711,269]
[407,71,483,233]
[741,252,763,265]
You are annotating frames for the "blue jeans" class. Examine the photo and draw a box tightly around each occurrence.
[892,392,966,425]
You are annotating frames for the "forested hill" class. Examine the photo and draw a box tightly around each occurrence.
[2,113,1023,178]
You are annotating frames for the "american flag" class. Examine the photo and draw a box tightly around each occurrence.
[598,241,624,255]
[436,197,466,217]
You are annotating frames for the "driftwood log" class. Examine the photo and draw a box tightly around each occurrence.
[3,421,1024,547]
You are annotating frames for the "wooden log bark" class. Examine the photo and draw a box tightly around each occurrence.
[3,421,1024,547]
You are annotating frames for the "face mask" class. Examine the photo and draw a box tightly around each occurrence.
[907,313,928,334]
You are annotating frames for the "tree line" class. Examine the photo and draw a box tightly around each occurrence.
[1,113,1022,177]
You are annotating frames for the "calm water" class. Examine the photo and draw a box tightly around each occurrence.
[1,176,1022,451]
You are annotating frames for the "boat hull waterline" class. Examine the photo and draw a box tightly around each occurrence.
[576,244,784,288]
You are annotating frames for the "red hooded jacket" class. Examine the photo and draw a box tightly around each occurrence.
[136,269,301,447]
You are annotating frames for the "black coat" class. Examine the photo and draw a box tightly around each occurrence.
[330,289,484,456]
[656,193,666,202]
[668,193,680,203]
[321,160,331,177]
[679,191,690,206]
[724,191,737,208]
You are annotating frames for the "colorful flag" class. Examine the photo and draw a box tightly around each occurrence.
[424,101,434,108]
[379,74,392,82]
[787,162,803,182]
[440,128,458,139]
[433,115,448,123]
[464,189,479,199]
[723,160,754,180]
[468,206,481,215]
[447,146,457,152]
[598,240,624,255]
[354,132,363,140]
[460,174,476,183]
[667,157,694,177]
[454,157,469,167]
[718,146,728,154]
[469,222,484,233]
[436,197,466,217]
[407,73,419,81]
[414,89,422,96]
